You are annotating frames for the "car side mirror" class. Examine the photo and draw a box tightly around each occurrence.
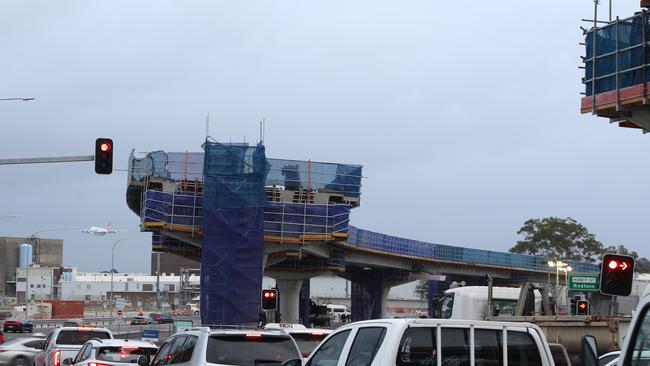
[281,359,302,366]
[137,355,150,366]
[62,358,73,365]
[580,335,598,366]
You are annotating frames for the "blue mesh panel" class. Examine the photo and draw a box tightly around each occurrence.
[348,227,599,273]
[200,142,269,325]
[584,16,650,96]
[130,151,363,198]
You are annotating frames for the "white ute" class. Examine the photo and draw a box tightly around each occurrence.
[603,284,650,365]
[295,318,555,366]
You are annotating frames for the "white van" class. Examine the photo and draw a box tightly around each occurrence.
[326,304,350,321]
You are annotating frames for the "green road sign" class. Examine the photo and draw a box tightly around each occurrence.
[568,274,600,291]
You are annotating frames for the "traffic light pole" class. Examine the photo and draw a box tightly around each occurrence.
[0,155,94,165]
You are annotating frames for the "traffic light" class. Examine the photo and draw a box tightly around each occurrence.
[95,138,113,174]
[576,300,590,315]
[570,296,578,315]
[599,253,635,296]
[261,289,278,310]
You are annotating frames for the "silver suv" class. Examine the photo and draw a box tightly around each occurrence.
[62,339,158,366]
[150,327,301,366]
[33,327,113,366]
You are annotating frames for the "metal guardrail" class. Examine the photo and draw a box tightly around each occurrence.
[31,316,199,328]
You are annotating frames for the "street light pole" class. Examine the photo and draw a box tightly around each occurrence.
[110,236,150,317]
[0,97,35,101]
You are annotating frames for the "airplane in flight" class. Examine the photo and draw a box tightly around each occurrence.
[82,222,122,236]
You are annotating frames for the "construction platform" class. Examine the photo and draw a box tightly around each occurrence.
[581,10,650,131]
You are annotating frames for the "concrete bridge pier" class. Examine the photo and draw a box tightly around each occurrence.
[349,268,440,321]
[268,271,319,324]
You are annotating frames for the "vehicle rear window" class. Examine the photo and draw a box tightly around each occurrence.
[507,331,542,366]
[290,333,329,357]
[97,346,158,363]
[206,334,300,366]
[55,330,111,345]
[550,346,569,366]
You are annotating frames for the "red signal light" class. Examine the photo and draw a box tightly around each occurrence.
[579,303,586,309]
[608,260,619,270]
[261,289,278,310]
[100,142,111,152]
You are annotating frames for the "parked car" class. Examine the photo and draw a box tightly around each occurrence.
[130,316,154,325]
[61,320,83,328]
[301,318,556,366]
[151,326,301,366]
[2,318,32,333]
[61,339,157,366]
[148,313,173,324]
[0,337,46,366]
[33,327,113,366]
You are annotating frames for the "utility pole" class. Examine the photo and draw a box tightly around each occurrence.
[156,252,161,311]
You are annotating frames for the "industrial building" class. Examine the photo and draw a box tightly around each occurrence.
[0,236,63,303]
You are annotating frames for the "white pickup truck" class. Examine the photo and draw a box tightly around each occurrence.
[33,327,113,366]
[598,284,650,366]
[291,318,556,366]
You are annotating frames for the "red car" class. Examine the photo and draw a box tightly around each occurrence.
[2,317,33,333]
[0,328,4,344]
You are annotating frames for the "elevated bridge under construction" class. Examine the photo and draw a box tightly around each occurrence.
[125,142,598,325]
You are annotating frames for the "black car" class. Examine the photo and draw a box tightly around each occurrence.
[3,317,33,333]
[130,316,154,325]
[148,313,173,324]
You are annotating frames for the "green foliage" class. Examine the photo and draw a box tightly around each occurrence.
[509,217,604,263]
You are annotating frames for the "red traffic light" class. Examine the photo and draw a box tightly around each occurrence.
[95,138,114,175]
[261,289,278,310]
[608,260,618,270]
[600,253,635,296]
[578,303,586,310]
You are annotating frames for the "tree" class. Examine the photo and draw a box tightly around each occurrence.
[509,217,604,263]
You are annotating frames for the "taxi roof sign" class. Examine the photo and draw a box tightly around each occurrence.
[264,323,307,330]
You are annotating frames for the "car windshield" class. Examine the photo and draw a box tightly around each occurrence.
[290,333,329,357]
[96,346,158,363]
[55,330,111,345]
[206,334,299,366]
[5,318,22,322]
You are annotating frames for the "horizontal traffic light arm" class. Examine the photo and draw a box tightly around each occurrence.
[0,155,95,165]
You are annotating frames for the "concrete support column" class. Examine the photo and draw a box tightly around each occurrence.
[350,268,445,321]
[299,280,311,326]
[276,279,303,323]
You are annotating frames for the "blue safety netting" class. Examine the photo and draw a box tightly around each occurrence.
[129,151,363,198]
[348,227,599,273]
[266,159,362,197]
[141,190,351,238]
[584,13,650,96]
[200,142,269,325]
[263,203,350,237]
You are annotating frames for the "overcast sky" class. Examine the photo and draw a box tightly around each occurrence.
[1,0,649,288]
